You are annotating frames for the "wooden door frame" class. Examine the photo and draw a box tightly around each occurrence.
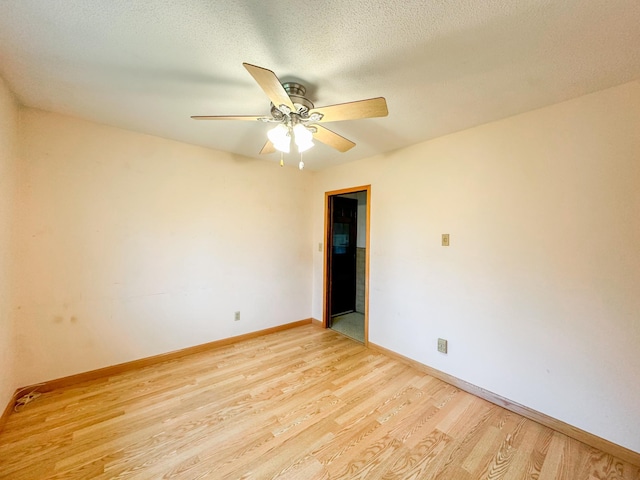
[323,185,371,346]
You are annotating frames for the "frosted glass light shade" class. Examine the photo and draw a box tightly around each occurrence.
[268,124,291,153]
[293,124,314,153]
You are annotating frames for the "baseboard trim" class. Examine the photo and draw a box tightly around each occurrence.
[0,389,20,432]
[2,319,312,422]
[311,317,323,327]
[368,341,640,467]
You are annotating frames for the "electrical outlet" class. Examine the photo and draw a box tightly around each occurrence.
[442,234,450,246]
[234,311,240,321]
[318,242,323,252]
[437,338,448,354]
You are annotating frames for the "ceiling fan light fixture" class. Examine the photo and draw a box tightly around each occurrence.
[293,124,314,153]
[192,63,388,159]
[268,124,291,153]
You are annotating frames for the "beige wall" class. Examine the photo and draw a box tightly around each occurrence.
[3,76,639,454]
[312,81,640,452]
[14,109,313,386]
[0,77,19,404]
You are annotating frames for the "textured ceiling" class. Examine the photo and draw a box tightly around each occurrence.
[1,0,639,170]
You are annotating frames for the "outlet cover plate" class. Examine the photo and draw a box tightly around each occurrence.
[437,338,448,354]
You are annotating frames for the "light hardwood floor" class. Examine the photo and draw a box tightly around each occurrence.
[0,324,637,479]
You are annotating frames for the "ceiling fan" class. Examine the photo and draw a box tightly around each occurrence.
[191,63,388,168]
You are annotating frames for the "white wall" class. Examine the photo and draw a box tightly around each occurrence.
[14,109,313,386]
[5,78,639,454]
[312,81,640,452]
[0,76,19,406]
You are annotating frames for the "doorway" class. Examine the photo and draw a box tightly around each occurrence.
[324,186,370,344]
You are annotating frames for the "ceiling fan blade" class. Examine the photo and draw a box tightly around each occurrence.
[243,63,295,112]
[259,140,276,155]
[311,97,388,122]
[313,125,356,152]
[191,115,265,121]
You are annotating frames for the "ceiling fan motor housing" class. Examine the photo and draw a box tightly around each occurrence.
[271,82,315,118]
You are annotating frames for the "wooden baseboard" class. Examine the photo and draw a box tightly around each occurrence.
[368,342,640,467]
[3,319,312,417]
[311,318,323,327]
[0,389,20,432]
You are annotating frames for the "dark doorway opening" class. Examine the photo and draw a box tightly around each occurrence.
[330,196,358,316]
[325,186,369,344]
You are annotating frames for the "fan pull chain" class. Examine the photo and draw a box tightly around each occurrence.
[298,152,304,170]
[280,152,284,167]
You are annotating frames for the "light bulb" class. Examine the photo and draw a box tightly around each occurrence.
[268,124,291,153]
[293,124,314,153]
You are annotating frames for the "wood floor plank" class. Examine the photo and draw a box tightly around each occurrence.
[0,324,638,480]
[379,429,452,479]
